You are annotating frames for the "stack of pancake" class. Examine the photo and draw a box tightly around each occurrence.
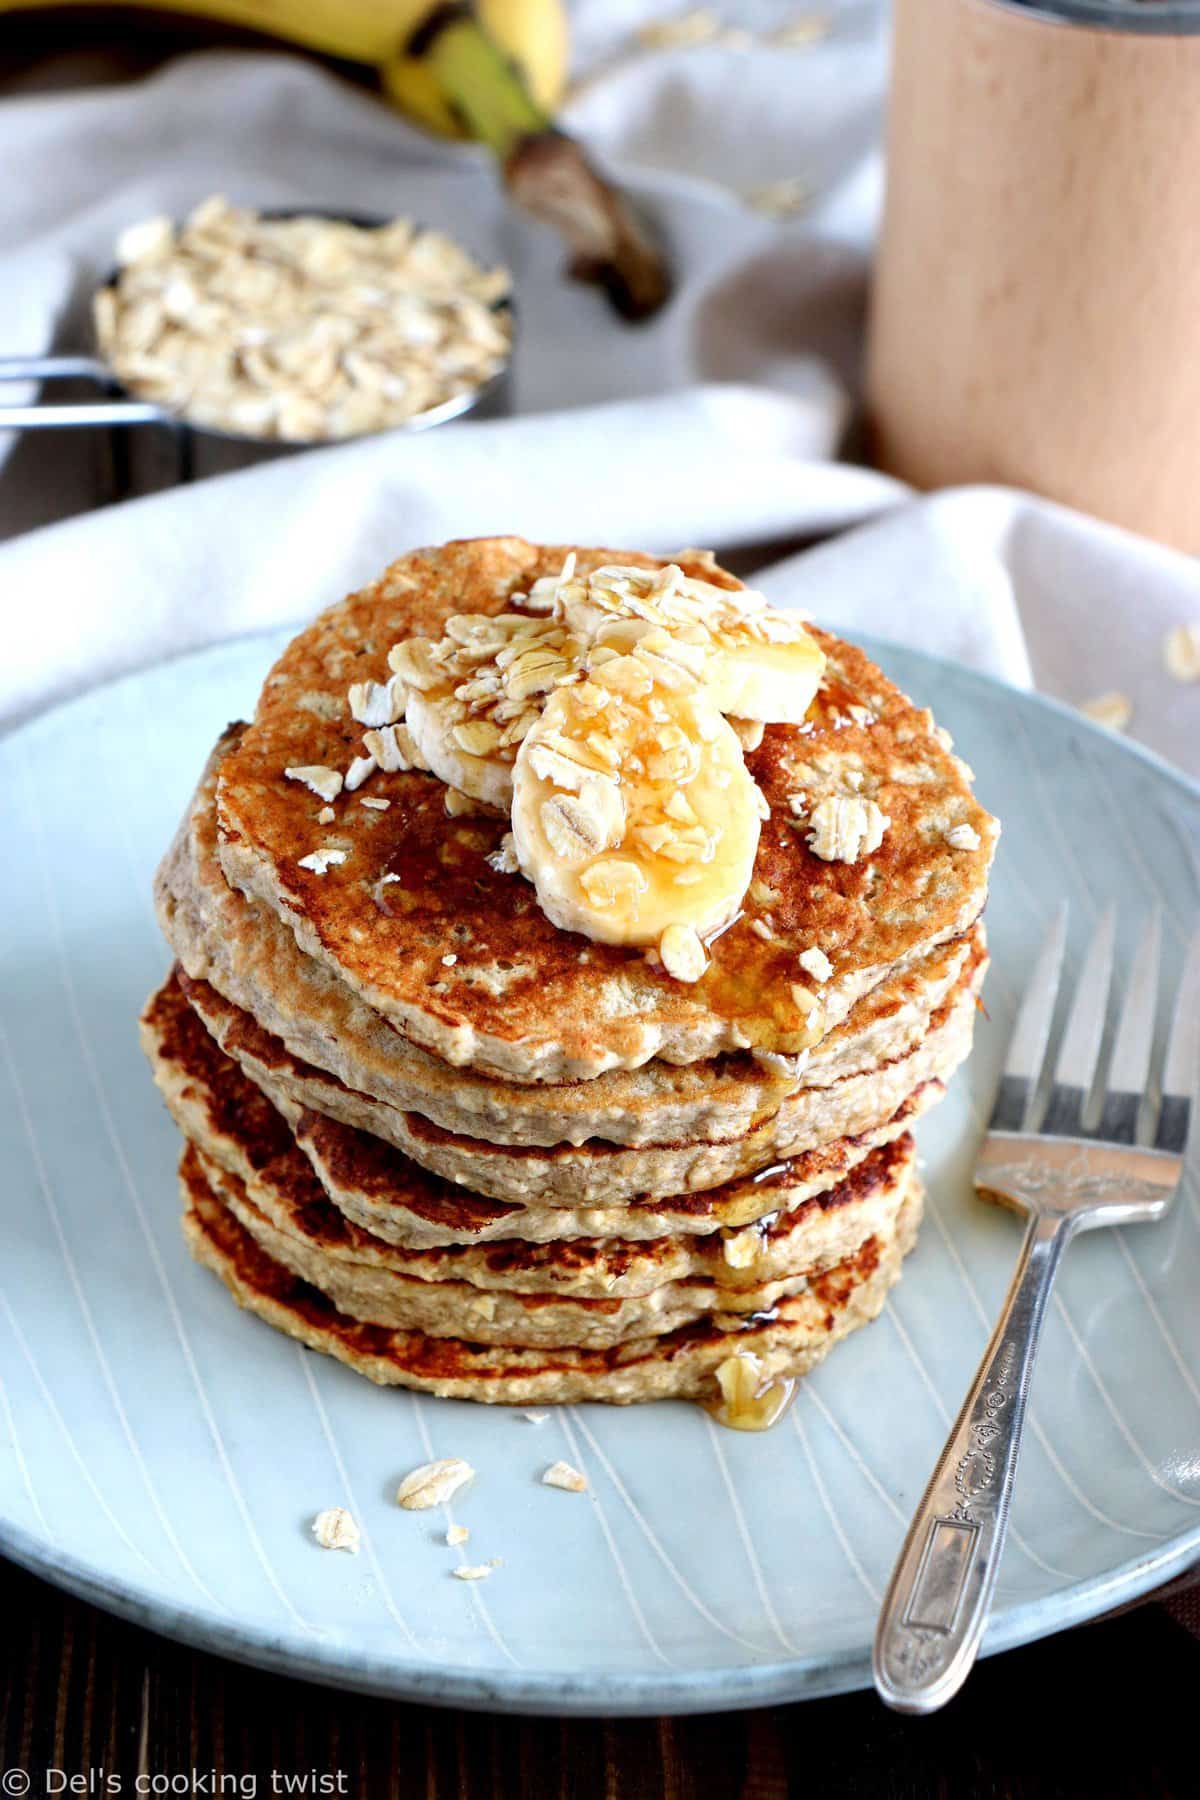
[142,538,996,1416]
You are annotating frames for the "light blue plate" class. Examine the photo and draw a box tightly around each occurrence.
[1,633,1197,1714]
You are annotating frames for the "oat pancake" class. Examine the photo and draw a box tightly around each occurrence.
[162,732,982,1149]
[172,943,982,1206]
[213,537,997,1080]
[182,1148,924,1403]
[193,1136,919,1350]
[144,971,926,1268]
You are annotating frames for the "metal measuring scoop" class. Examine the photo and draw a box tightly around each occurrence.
[0,209,515,490]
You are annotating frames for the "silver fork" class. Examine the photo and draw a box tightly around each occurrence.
[873,903,1199,1714]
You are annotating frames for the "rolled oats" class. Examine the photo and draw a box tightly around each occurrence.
[806,794,889,863]
[660,922,708,983]
[284,764,343,802]
[1079,691,1132,732]
[96,196,512,442]
[297,847,346,874]
[396,1457,475,1510]
[541,1461,588,1493]
[1164,623,1200,682]
[311,1506,359,1552]
[798,945,833,982]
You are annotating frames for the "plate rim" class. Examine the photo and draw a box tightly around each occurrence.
[2,1511,1197,1716]
[2,627,1198,1714]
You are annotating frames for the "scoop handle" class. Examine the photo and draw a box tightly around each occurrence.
[0,353,166,427]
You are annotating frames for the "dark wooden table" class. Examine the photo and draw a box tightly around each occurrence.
[2,1554,1196,1799]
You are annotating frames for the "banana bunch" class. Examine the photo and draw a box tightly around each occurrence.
[0,0,670,318]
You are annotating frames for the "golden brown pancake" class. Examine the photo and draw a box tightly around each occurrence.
[142,971,919,1350]
[213,537,997,1079]
[159,733,981,1150]
[171,945,982,1206]
[182,1147,924,1403]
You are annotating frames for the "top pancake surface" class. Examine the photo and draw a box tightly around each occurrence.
[216,537,996,1080]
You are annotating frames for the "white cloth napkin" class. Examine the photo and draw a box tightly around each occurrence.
[0,5,1197,780]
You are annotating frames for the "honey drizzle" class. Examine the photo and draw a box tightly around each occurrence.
[703,1347,798,1432]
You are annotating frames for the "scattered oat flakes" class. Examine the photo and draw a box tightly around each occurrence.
[945,823,981,852]
[522,1411,550,1424]
[298,847,347,874]
[396,1457,474,1510]
[446,1523,470,1547]
[452,1563,493,1582]
[1079,691,1132,732]
[660,922,708,983]
[487,833,521,876]
[364,723,417,772]
[317,805,336,824]
[441,953,458,966]
[360,796,390,810]
[806,794,889,862]
[348,677,403,728]
[1164,623,1200,682]
[344,754,377,792]
[769,13,832,49]
[311,1507,359,1553]
[637,8,722,49]
[542,1461,588,1494]
[285,764,343,802]
[750,917,774,941]
[744,176,813,220]
[798,945,833,983]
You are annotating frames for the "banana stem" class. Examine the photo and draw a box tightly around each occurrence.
[413,6,672,321]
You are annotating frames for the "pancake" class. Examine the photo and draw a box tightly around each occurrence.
[213,537,997,1080]
[193,1136,919,1350]
[182,1148,924,1403]
[143,974,922,1307]
[160,731,981,1150]
[295,1082,941,1246]
[175,942,983,1206]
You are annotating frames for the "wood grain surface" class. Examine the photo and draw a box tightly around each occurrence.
[867,0,1200,553]
[2,1556,1196,1799]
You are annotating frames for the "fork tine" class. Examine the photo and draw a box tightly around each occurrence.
[1042,903,1116,1137]
[1157,925,1200,1153]
[1097,910,1160,1143]
[988,901,1067,1131]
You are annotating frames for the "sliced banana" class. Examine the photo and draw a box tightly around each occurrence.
[546,562,826,725]
[389,563,824,811]
[389,612,588,809]
[511,646,763,951]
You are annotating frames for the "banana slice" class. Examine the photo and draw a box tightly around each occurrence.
[543,562,826,725]
[511,645,764,954]
[389,612,588,809]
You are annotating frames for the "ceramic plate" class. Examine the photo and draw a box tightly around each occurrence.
[1,633,1197,1714]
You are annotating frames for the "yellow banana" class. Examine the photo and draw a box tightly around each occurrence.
[0,0,569,136]
[0,0,671,319]
[384,0,569,137]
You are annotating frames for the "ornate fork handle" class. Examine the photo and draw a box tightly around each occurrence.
[873,1206,1076,1713]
